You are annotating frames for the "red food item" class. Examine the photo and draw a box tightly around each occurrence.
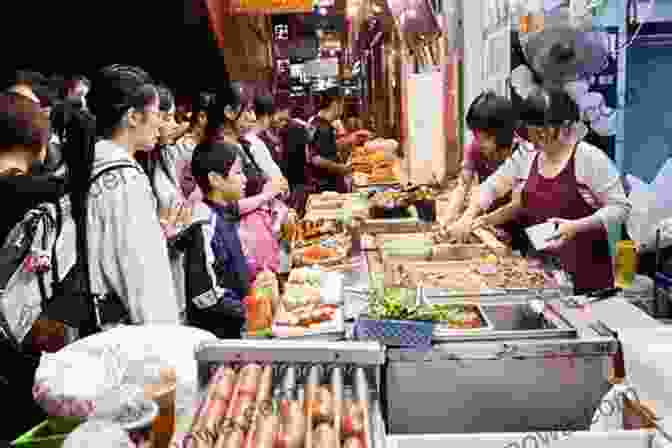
[343,436,365,448]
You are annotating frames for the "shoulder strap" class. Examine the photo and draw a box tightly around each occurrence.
[238,139,264,175]
[77,161,143,336]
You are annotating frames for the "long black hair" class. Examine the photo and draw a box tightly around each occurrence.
[204,82,245,142]
[466,91,517,148]
[65,64,156,257]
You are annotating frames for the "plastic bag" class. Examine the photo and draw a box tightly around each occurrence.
[626,175,672,252]
[63,420,133,448]
[33,344,129,418]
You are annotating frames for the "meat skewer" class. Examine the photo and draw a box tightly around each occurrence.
[191,366,238,448]
[243,365,273,448]
[215,363,262,448]
[330,367,344,442]
[303,365,322,448]
[354,368,371,448]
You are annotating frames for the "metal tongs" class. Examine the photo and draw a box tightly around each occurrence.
[562,288,621,308]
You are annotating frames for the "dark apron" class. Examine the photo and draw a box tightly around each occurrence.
[477,145,528,252]
[521,150,614,292]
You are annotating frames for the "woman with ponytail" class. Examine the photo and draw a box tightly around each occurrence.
[83,64,179,324]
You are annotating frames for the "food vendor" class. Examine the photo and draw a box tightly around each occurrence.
[307,87,370,194]
[445,91,530,250]
[470,86,630,293]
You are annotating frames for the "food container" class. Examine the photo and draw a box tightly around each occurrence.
[361,218,420,234]
[184,340,386,448]
[384,259,563,297]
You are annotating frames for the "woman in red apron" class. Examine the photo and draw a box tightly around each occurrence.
[471,87,630,294]
[447,91,529,251]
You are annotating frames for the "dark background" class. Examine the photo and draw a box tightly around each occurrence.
[0,0,230,98]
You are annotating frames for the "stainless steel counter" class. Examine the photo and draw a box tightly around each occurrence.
[385,294,617,435]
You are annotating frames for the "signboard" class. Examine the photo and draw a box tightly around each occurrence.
[232,0,315,14]
[287,35,320,61]
[303,14,345,32]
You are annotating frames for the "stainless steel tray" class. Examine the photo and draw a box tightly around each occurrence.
[431,302,495,340]
[425,296,579,342]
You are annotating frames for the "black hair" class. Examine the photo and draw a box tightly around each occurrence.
[191,140,239,195]
[87,64,156,138]
[518,86,580,128]
[32,84,58,108]
[190,91,216,125]
[316,86,342,111]
[205,83,245,141]
[0,92,50,156]
[254,95,275,118]
[49,75,67,100]
[466,91,517,148]
[7,70,46,90]
[156,85,175,113]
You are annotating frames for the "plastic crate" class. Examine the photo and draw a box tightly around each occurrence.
[353,317,433,348]
[12,418,82,448]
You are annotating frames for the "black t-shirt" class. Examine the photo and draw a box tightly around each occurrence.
[283,120,310,187]
[311,117,339,191]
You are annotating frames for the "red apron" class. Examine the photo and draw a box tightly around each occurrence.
[522,150,614,292]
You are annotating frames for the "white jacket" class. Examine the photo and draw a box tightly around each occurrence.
[87,140,180,324]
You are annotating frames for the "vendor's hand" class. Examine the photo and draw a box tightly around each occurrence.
[545,218,580,249]
[447,217,474,242]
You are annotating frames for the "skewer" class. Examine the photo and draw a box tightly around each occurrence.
[331,366,344,442]
[354,368,372,448]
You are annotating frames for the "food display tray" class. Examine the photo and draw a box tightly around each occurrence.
[430,302,495,341]
[272,307,346,341]
[383,259,566,297]
[361,218,421,234]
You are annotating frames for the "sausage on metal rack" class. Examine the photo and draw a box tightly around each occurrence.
[276,400,306,448]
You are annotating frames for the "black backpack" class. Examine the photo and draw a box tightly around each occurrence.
[0,161,141,354]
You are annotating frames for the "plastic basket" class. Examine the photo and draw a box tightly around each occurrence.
[353,317,433,348]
